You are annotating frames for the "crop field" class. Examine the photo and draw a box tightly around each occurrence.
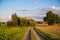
[0,26,28,40]
[35,25,60,38]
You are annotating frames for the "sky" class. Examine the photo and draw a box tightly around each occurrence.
[0,0,60,22]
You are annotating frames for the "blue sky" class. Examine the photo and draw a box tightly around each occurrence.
[0,0,60,21]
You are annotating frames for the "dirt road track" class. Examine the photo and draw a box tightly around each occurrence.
[23,27,45,40]
[31,28,45,40]
[23,27,31,40]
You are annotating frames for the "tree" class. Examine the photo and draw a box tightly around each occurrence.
[11,13,19,26]
[43,11,60,25]
[18,17,23,26]
[28,19,36,26]
[7,13,36,26]
[46,11,55,25]
[43,17,48,22]
[17,17,20,26]
[55,15,60,24]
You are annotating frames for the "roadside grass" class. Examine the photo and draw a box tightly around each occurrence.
[0,26,28,40]
[34,27,60,40]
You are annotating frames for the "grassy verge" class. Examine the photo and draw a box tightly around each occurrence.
[0,26,28,40]
[34,27,60,40]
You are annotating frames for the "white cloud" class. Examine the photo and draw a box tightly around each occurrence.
[41,6,60,15]
[16,6,60,21]
[15,9,46,21]
[52,6,55,9]
[8,16,11,19]
[41,6,60,10]
[0,16,11,22]
[1,6,60,22]
[51,6,60,10]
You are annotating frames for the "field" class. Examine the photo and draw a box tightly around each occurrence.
[35,25,60,39]
[0,26,28,40]
[0,24,60,40]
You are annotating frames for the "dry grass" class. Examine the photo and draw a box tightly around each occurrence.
[35,25,60,38]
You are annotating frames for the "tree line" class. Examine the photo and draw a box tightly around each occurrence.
[44,11,60,25]
[0,11,60,26]
[7,13,36,26]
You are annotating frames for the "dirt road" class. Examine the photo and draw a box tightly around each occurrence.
[23,27,31,40]
[31,27,45,40]
[23,27,45,40]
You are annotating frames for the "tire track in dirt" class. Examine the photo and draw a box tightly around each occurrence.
[31,27,45,40]
[23,27,45,40]
[23,27,31,40]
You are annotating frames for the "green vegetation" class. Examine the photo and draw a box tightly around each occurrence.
[0,13,36,40]
[43,11,60,25]
[34,27,60,40]
[0,11,60,40]
[7,13,36,26]
[0,26,28,40]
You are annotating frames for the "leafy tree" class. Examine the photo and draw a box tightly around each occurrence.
[17,17,20,26]
[47,11,55,25]
[28,19,36,26]
[19,17,24,26]
[44,11,60,25]
[7,13,36,26]
[55,15,60,24]
[11,13,19,26]
[43,17,48,22]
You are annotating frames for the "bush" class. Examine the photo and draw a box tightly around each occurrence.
[7,21,13,26]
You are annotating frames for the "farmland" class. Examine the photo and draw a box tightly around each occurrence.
[35,25,60,39]
[0,26,28,40]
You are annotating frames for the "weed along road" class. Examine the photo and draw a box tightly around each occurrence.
[23,27,45,40]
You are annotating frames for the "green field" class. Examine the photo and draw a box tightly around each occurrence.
[0,26,28,40]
